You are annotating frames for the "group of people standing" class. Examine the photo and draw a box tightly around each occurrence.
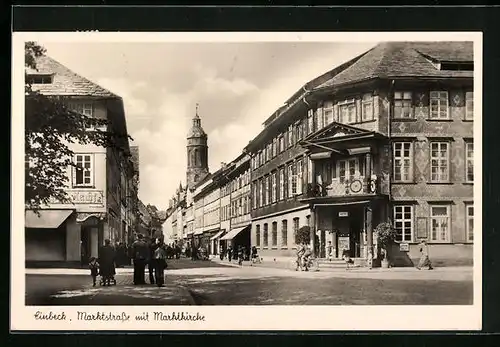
[130,234,169,287]
[87,234,171,288]
[220,245,249,265]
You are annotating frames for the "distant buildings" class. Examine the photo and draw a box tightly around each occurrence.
[164,41,474,266]
[24,55,139,265]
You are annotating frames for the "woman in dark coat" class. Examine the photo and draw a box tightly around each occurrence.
[98,239,116,286]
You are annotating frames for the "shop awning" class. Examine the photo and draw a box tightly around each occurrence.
[210,230,225,241]
[25,209,74,229]
[220,224,250,241]
[194,230,204,235]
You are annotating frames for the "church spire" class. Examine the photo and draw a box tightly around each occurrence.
[186,103,209,189]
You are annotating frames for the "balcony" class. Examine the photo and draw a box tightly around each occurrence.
[304,175,383,199]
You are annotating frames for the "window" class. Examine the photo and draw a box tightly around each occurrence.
[287,125,294,148]
[296,120,304,142]
[293,217,300,245]
[338,158,359,183]
[27,74,53,84]
[393,205,413,242]
[430,205,451,242]
[306,215,311,228]
[362,94,374,121]
[288,163,297,197]
[256,225,261,247]
[279,135,285,153]
[430,91,449,119]
[68,103,93,117]
[339,100,357,124]
[271,171,277,203]
[264,176,270,205]
[466,204,474,242]
[258,179,263,208]
[263,223,269,247]
[466,141,474,183]
[316,107,325,130]
[430,142,450,182]
[393,142,414,182]
[465,91,474,120]
[323,101,334,125]
[394,92,413,119]
[307,109,315,134]
[279,167,285,200]
[272,138,277,158]
[281,220,288,247]
[272,222,278,247]
[73,154,93,187]
[296,159,303,195]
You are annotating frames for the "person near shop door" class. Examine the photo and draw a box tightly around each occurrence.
[131,234,149,285]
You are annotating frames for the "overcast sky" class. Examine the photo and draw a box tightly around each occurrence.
[39,41,377,209]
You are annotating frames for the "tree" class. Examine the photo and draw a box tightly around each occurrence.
[374,221,397,267]
[294,225,311,245]
[25,42,132,210]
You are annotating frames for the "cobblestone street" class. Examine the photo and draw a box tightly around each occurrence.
[26,259,473,306]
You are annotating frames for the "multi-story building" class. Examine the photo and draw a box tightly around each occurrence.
[219,153,252,252]
[245,41,474,266]
[24,55,137,265]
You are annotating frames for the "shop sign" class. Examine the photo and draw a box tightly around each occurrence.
[69,190,104,204]
[338,211,349,217]
[399,243,410,252]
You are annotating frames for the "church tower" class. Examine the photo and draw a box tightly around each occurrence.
[186,104,209,189]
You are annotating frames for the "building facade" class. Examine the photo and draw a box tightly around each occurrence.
[218,154,252,253]
[25,55,138,265]
[245,42,474,266]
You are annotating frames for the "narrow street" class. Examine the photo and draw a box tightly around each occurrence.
[26,259,473,306]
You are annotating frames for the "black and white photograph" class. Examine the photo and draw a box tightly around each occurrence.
[12,32,482,331]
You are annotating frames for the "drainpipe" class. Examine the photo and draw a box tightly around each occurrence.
[388,80,395,218]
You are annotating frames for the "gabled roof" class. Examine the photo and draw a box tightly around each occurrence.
[27,55,119,98]
[302,121,372,145]
[316,41,473,90]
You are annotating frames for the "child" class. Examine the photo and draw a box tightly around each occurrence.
[88,257,99,287]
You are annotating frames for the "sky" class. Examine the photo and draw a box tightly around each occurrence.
[38,40,377,210]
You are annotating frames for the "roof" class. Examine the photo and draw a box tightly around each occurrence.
[316,41,473,90]
[27,55,119,98]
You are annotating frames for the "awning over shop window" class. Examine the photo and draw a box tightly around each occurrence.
[347,147,371,155]
[310,152,332,160]
[210,230,225,241]
[194,230,204,235]
[220,224,250,241]
[25,209,74,229]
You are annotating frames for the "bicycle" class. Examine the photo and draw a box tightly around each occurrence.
[290,256,319,272]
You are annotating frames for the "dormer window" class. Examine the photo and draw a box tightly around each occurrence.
[26,74,53,84]
[440,62,474,71]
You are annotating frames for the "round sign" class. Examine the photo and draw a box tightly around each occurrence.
[350,179,363,193]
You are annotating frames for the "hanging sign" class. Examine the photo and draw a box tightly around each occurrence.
[338,211,349,217]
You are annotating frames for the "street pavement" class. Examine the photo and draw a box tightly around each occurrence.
[25,258,474,306]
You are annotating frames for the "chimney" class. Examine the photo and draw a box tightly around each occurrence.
[221,162,226,168]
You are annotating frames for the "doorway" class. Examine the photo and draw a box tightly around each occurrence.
[81,227,91,264]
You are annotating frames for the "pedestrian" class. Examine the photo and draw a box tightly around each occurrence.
[153,237,168,287]
[219,244,224,261]
[295,243,305,271]
[131,234,149,285]
[237,246,244,266]
[147,238,157,285]
[98,239,116,286]
[88,256,99,287]
[326,241,333,261]
[227,245,233,262]
[416,240,433,270]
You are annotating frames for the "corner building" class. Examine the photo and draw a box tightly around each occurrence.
[246,42,474,266]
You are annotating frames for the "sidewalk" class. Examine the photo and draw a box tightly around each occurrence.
[209,257,474,282]
[25,270,196,305]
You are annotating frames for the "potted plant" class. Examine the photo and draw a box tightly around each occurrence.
[374,221,397,268]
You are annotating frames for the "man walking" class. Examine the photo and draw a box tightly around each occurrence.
[131,234,149,285]
[147,238,157,284]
